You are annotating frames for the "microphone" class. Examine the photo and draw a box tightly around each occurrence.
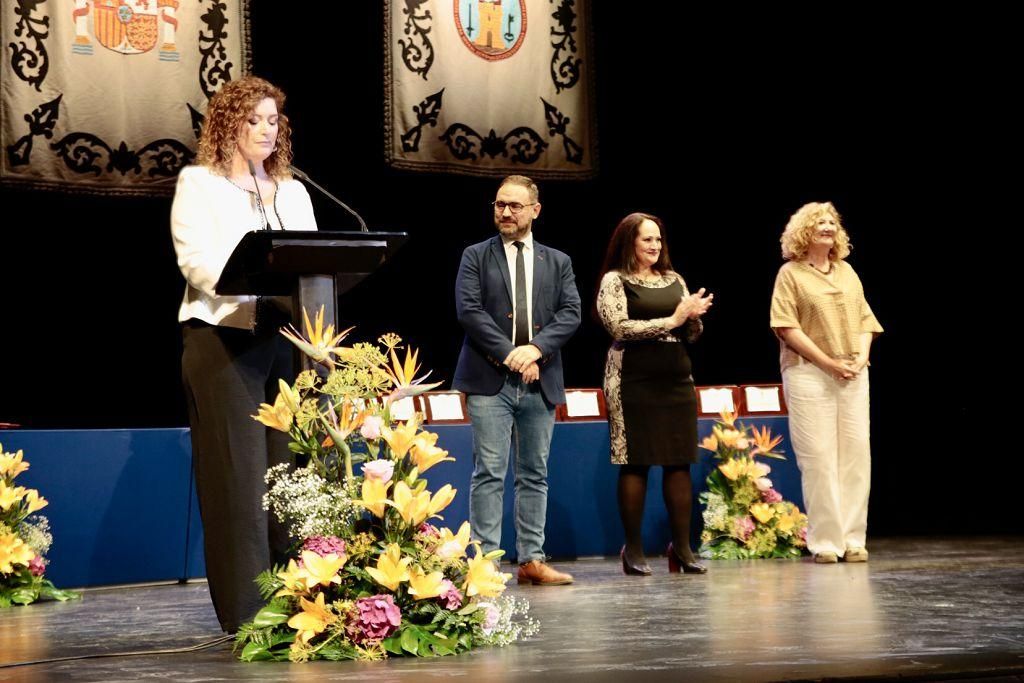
[247,159,270,231]
[289,164,368,233]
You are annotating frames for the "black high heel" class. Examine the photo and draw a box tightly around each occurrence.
[620,546,652,576]
[667,543,707,574]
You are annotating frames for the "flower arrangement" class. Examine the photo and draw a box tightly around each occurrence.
[697,411,808,559]
[235,308,537,662]
[1,444,78,606]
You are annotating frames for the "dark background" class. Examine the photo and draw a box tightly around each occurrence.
[1,6,1015,535]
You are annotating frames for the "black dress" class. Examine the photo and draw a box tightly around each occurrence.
[597,271,701,466]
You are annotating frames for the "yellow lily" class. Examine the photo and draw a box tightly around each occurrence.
[287,592,337,645]
[23,489,47,514]
[717,458,747,481]
[392,481,456,526]
[366,543,412,591]
[0,447,29,479]
[776,511,797,534]
[749,502,775,524]
[435,521,472,560]
[385,346,443,403]
[0,531,35,574]
[463,552,510,598]
[410,439,454,473]
[380,417,420,459]
[0,482,27,511]
[355,477,391,518]
[750,424,784,458]
[407,565,446,600]
[699,434,719,451]
[277,379,301,414]
[718,408,739,427]
[251,392,293,433]
[298,549,346,589]
[280,305,353,368]
[714,426,748,450]
[274,559,309,597]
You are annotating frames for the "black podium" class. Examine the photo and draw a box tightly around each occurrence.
[216,230,408,351]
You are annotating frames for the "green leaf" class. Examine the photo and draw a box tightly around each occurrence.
[10,587,39,605]
[400,627,419,655]
[252,602,291,628]
[38,585,79,602]
[239,641,271,662]
[382,634,404,655]
[457,603,480,616]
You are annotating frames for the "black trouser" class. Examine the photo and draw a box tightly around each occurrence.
[181,320,293,632]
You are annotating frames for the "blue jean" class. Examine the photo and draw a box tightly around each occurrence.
[467,375,555,563]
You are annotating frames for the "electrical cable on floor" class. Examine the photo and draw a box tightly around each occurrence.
[0,634,234,669]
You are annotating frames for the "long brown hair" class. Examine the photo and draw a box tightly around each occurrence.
[598,212,674,277]
[196,75,293,179]
[593,212,675,323]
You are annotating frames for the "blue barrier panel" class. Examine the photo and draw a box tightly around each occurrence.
[3,429,193,588]
[5,415,802,585]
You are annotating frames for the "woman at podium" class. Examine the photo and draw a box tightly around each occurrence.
[770,201,883,565]
[170,76,317,633]
[596,213,714,575]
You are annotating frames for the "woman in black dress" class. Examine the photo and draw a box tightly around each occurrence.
[596,213,713,575]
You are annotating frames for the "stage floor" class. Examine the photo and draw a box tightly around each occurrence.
[2,537,1022,682]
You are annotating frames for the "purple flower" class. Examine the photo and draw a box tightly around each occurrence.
[438,579,463,610]
[732,515,755,541]
[350,595,402,643]
[361,458,394,482]
[28,556,46,577]
[302,535,346,557]
[418,523,440,538]
[361,415,384,440]
[761,488,783,504]
[477,601,500,635]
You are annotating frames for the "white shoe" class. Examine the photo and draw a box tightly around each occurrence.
[843,547,869,563]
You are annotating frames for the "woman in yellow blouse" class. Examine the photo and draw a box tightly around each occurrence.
[770,202,883,564]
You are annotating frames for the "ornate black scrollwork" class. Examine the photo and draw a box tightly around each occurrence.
[6,94,61,167]
[50,133,193,177]
[199,1,233,98]
[541,98,583,164]
[8,0,50,91]
[439,123,547,164]
[549,0,581,93]
[188,103,205,140]
[400,89,444,152]
[398,0,434,80]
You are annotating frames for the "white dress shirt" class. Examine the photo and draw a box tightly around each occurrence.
[171,165,317,329]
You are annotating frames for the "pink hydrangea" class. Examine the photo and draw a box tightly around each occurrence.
[733,515,755,541]
[350,595,402,643]
[28,556,46,577]
[761,488,783,504]
[360,416,384,440]
[438,579,463,610]
[302,535,346,557]
[361,458,394,482]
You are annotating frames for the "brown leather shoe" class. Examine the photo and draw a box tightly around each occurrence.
[517,560,574,585]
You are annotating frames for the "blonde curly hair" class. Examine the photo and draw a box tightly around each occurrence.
[196,76,293,179]
[780,201,852,261]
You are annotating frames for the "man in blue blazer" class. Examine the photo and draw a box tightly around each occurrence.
[454,175,581,586]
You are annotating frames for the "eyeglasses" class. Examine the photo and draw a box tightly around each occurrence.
[491,201,537,214]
